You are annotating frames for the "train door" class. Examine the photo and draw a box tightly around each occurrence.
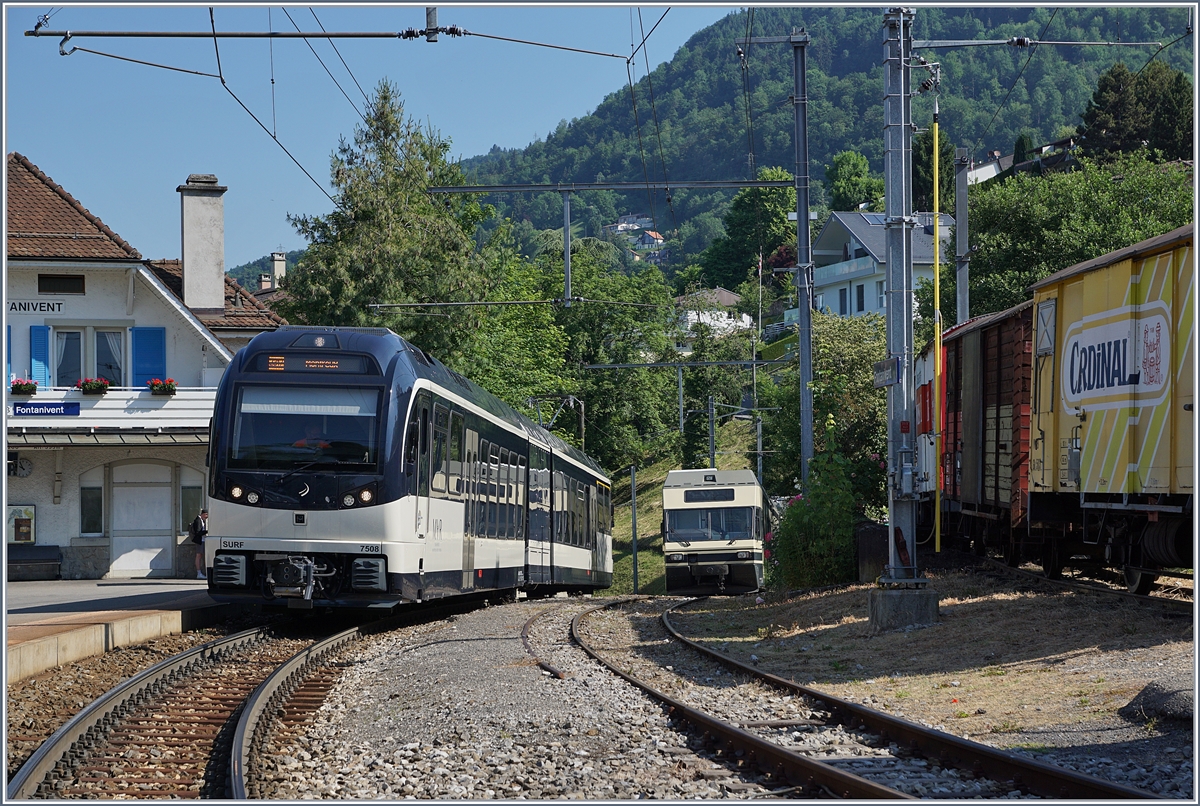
[412,393,432,539]
[526,444,551,583]
[461,427,478,590]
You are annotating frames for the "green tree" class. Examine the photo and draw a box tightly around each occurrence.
[913,128,957,212]
[1077,61,1194,161]
[825,151,884,212]
[1013,132,1034,165]
[680,322,752,469]
[963,151,1193,316]
[533,238,679,469]
[766,414,858,590]
[759,311,887,511]
[276,80,495,363]
[699,167,796,291]
[1149,69,1194,161]
[450,223,568,409]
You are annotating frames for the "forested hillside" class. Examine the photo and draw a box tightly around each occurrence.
[462,6,1192,262]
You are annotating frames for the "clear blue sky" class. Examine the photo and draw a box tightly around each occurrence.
[5,3,739,268]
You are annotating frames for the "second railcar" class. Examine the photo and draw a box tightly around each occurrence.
[662,469,766,594]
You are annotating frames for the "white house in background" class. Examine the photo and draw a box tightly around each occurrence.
[5,153,283,579]
[673,287,753,356]
[810,211,954,318]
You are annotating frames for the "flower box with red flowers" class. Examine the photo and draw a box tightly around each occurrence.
[10,379,38,396]
[147,378,177,396]
[76,378,110,395]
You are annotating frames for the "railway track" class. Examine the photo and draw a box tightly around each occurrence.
[568,597,1159,800]
[8,596,494,800]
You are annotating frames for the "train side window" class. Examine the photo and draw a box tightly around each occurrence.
[449,413,464,495]
[431,405,449,494]
[553,471,564,543]
[499,448,510,539]
[404,416,420,471]
[472,443,482,537]
[417,406,430,496]
[489,443,501,538]
[516,456,527,541]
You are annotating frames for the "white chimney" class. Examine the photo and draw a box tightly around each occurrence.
[178,174,227,316]
[271,251,287,286]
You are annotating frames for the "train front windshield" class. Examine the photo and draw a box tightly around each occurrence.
[227,385,382,470]
[667,507,754,542]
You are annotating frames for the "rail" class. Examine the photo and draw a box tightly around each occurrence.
[6,627,269,799]
[660,599,1158,799]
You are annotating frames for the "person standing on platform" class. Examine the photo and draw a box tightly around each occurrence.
[191,509,209,579]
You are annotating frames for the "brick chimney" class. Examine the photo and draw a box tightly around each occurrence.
[177,174,227,316]
[259,273,273,291]
[271,251,287,286]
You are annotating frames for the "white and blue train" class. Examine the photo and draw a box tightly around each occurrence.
[204,326,613,609]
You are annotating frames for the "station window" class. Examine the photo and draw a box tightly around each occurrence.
[38,274,85,294]
[79,465,104,535]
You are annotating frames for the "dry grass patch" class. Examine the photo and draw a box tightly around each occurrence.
[669,565,1193,740]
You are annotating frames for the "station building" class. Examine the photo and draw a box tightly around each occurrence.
[5,153,283,579]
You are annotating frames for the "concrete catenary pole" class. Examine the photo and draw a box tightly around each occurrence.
[792,30,815,488]
[882,8,918,580]
[954,147,971,324]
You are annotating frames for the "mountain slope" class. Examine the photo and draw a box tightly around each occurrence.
[463,6,1192,258]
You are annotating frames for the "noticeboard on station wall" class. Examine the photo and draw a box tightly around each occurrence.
[6,505,35,544]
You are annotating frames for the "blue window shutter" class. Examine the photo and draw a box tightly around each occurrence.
[130,327,166,386]
[29,325,50,387]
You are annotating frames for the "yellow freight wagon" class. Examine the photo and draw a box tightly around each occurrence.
[1028,224,1193,592]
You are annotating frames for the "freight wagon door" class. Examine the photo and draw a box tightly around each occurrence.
[960,330,984,504]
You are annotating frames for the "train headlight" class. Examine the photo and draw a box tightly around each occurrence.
[667,553,684,562]
[737,551,750,560]
[342,493,356,508]
[246,491,260,505]
[230,485,244,499]
[359,488,373,504]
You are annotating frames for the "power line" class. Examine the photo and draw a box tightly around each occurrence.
[971,9,1058,155]
[282,7,365,125]
[268,8,277,137]
[638,8,678,236]
[310,7,370,104]
[207,8,339,209]
[370,297,670,310]
[627,12,658,234]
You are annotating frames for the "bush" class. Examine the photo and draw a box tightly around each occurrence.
[766,415,858,590]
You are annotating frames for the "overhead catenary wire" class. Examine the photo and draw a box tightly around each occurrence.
[627,12,658,235]
[637,8,678,237]
[310,7,370,104]
[268,8,277,137]
[370,297,669,310]
[208,8,339,209]
[282,7,366,125]
[971,8,1058,155]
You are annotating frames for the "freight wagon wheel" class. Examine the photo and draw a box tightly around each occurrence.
[1002,538,1021,568]
[1123,567,1157,596]
[1041,542,1064,580]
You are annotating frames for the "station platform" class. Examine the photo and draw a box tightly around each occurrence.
[5,579,230,684]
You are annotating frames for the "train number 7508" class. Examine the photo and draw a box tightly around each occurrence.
[358,544,381,553]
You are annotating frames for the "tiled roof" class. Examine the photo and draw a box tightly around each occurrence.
[6,152,141,260]
[146,260,287,330]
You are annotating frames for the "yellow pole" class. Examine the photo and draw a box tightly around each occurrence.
[933,101,942,553]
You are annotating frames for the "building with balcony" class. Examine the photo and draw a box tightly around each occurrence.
[811,211,954,317]
[5,153,283,579]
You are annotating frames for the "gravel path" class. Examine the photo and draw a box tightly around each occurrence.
[256,598,759,799]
